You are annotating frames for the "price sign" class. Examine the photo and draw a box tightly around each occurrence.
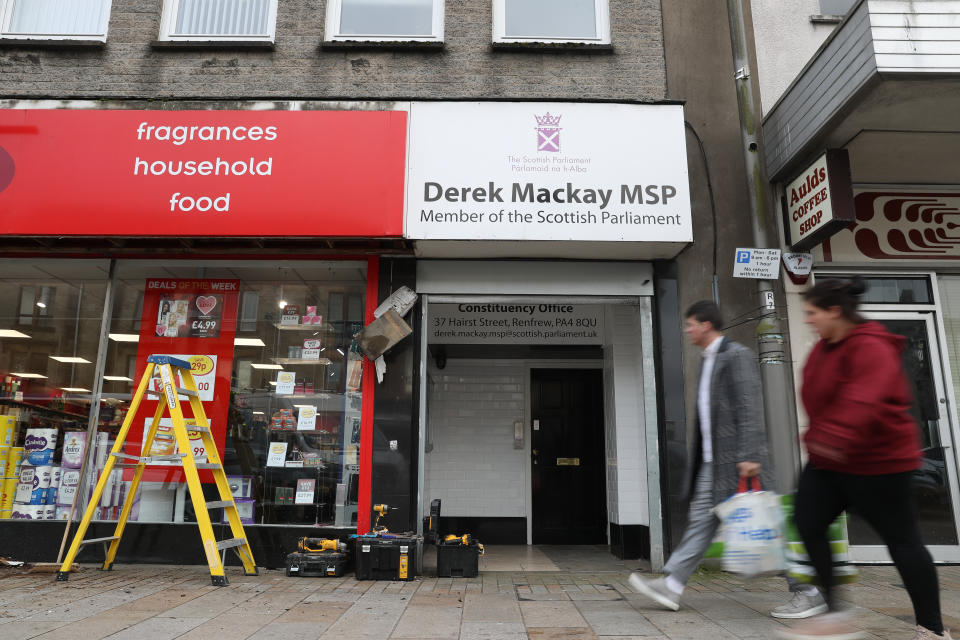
[191,319,219,333]
[147,354,218,402]
[142,418,211,465]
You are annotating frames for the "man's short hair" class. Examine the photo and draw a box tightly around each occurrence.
[685,300,723,331]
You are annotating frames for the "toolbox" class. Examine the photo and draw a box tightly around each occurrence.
[436,537,482,578]
[354,535,419,581]
[285,551,350,577]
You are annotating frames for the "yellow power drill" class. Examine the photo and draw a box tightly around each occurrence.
[372,504,396,533]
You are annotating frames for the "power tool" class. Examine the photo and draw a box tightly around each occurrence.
[297,537,346,553]
[441,534,484,555]
[372,503,397,533]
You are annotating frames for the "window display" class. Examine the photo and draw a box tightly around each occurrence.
[107,260,368,527]
[0,259,110,521]
[0,258,369,528]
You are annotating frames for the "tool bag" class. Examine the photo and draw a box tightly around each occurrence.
[713,477,786,577]
[781,494,858,585]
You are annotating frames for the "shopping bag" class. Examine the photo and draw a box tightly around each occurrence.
[781,494,858,585]
[712,477,786,577]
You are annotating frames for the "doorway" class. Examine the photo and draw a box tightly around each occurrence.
[530,368,607,544]
[852,311,960,561]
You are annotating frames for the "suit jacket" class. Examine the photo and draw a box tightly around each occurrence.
[683,337,772,506]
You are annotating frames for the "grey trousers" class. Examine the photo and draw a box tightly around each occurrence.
[663,462,718,585]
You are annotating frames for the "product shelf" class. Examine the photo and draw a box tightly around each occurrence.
[270,357,334,366]
[0,398,89,420]
[271,323,333,332]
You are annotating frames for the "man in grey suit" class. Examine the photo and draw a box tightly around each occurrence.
[630,300,773,610]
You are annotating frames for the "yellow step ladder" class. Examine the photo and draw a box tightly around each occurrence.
[57,355,257,586]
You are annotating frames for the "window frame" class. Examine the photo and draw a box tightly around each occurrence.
[0,0,112,42]
[157,0,278,43]
[492,0,610,45]
[324,0,444,43]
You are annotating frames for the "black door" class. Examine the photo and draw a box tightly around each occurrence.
[531,369,606,544]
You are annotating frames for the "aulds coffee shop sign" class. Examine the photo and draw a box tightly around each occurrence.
[784,149,855,251]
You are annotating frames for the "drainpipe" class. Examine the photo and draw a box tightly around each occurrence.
[725,0,801,493]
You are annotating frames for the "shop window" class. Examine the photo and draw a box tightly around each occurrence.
[493,0,610,44]
[158,0,277,42]
[100,260,368,528]
[1,259,110,522]
[324,0,444,42]
[824,275,933,305]
[0,0,112,41]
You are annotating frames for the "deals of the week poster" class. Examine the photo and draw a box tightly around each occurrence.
[128,279,239,485]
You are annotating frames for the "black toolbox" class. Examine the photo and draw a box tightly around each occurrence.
[436,540,481,578]
[354,535,419,581]
[285,551,351,577]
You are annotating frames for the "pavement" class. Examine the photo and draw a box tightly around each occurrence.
[0,545,958,639]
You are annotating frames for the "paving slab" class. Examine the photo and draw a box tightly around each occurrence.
[574,600,663,636]
[391,604,462,638]
[245,621,328,640]
[521,600,591,628]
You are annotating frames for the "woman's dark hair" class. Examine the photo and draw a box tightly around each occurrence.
[685,300,723,330]
[803,277,867,323]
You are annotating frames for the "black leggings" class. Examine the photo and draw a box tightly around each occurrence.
[795,463,942,634]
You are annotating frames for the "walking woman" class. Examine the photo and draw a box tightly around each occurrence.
[780,278,950,640]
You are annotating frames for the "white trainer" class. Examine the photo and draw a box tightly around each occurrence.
[628,573,680,611]
[771,590,829,619]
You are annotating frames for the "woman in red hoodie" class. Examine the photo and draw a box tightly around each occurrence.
[781,278,949,640]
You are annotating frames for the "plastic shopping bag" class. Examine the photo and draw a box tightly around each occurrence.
[781,494,858,585]
[713,477,786,577]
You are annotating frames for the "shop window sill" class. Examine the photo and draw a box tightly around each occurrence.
[151,39,276,51]
[491,41,613,54]
[320,39,444,52]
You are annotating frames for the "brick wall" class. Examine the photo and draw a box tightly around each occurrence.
[0,0,666,101]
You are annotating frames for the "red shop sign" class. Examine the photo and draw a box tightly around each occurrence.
[0,109,406,237]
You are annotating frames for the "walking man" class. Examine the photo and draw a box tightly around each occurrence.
[630,300,773,609]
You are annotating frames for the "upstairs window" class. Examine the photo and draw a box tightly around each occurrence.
[325,0,444,42]
[818,0,856,16]
[0,0,112,41]
[158,0,277,42]
[494,0,610,44]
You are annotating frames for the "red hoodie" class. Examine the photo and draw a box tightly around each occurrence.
[801,321,922,475]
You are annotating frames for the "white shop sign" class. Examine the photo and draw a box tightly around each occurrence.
[785,150,854,251]
[429,304,603,345]
[406,102,692,243]
[733,248,781,279]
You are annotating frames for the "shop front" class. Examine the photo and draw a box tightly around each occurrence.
[0,107,405,567]
[0,99,694,568]
[404,102,693,565]
[762,0,960,561]
[414,262,662,561]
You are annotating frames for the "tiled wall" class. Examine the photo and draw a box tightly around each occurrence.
[604,304,649,525]
[424,360,527,517]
